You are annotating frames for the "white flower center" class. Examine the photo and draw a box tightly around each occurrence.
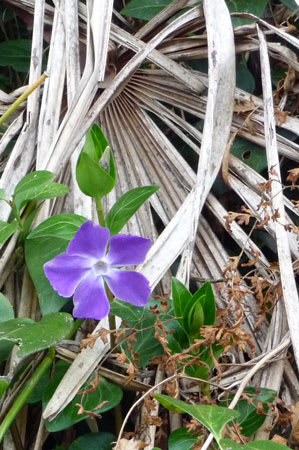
[93,260,109,276]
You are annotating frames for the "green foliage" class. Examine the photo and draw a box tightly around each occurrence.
[106,185,159,235]
[76,124,116,199]
[0,219,18,244]
[172,279,216,338]
[220,439,289,449]
[168,428,197,450]
[156,394,239,443]
[0,313,73,358]
[0,380,9,399]
[110,299,170,366]
[236,57,255,93]
[43,361,123,432]
[0,39,32,72]
[0,293,14,322]
[226,0,269,26]
[231,137,267,173]
[156,394,289,450]
[280,0,298,10]
[220,387,276,437]
[121,0,173,21]
[25,214,86,314]
[13,171,68,211]
[68,432,116,450]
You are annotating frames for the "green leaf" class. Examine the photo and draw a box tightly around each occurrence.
[0,293,14,322]
[111,299,164,366]
[0,39,32,72]
[226,0,269,26]
[110,299,152,323]
[236,57,255,93]
[192,282,216,326]
[187,301,204,336]
[172,278,192,333]
[168,428,197,450]
[0,379,9,399]
[220,438,289,449]
[14,171,68,211]
[231,137,267,173]
[0,317,34,361]
[220,387,276,437]
[43,361,123,432]
[106,186,159,235]
[25,214,86,314]
[0,219,18,244]
[0,188,6,201]
[155,394,239,442]
[280,0,298,11]
[69,433,116,450]
[0,318,35,342]
[76,125,116,199]
[17,313,73,357]
[0,314,73,357]
[121,0,173,21]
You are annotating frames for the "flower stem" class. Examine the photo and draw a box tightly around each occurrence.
[95,197,106,227]
[0,347,55,444]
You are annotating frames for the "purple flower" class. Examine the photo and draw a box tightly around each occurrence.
[44,221,152,320]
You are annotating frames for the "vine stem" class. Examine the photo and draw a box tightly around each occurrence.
[0,73,47,127]
[0,348,55,444]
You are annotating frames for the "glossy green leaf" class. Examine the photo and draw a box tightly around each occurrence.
[0,39,32,72]
[172,278,192,333]
[121,0,172,21]
[69,433,116,450]
[17,313,73,357]
[106,186,159,235]
[220,438,289,449]
[76,125,116,199]
[0,219,18,244]
[226,0,269,26]
[13,171,68,211]
[0,293,14,322]
[168,428,197,450]
[0,314,73,357]
[43,361,123,432]
[25,214,86,314]
[155,394,239,442]
[232,137,267,173]
[76,152,116,198]
[0,318,34,342]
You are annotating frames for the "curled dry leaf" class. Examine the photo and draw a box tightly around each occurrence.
[287,167,299,189]
[112,438,146,450]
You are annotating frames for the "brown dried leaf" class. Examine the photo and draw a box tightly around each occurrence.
[287,167,299,190]
[112,438,146,450]
[234,98,255,113]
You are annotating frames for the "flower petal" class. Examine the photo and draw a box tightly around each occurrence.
[107,235,151,266]
[44,253,90,297]
[105,269,151,306]
[73,272,110,320]
[67,221,110,260]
